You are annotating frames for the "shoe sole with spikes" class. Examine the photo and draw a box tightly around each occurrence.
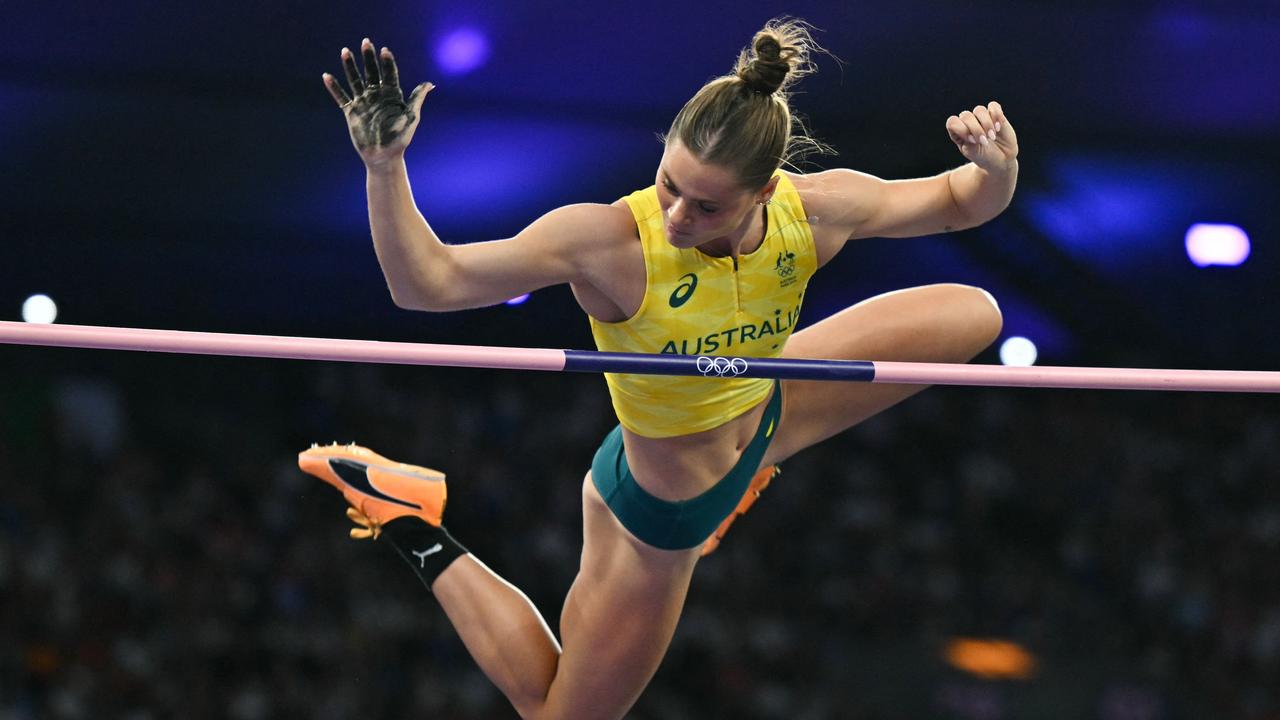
[298,443,446,527]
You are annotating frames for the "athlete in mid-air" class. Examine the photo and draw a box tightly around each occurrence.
[301,18,1015,719]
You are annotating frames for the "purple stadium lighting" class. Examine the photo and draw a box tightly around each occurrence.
[435,27,490,76]
[1185,223,1250,267]
[505,293,530,306]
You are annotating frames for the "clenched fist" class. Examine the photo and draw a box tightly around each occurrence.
[946,101,1018,173]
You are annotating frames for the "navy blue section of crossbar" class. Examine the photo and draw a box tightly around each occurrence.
[561,350,877,382]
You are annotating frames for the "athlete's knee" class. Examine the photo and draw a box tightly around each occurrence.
[944,283,1002,340]
[972,286,1003,340]
[930,283,1003,354]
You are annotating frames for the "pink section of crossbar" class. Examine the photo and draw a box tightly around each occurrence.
[0,321,567,371]
[872,361,1280,393]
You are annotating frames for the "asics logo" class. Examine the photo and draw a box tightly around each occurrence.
[696,356,749,377]
[412,544,443,566]
[330,459,421,510]
[668,273,698,308]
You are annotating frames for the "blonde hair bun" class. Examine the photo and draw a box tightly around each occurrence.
[666,17,831,189]
[734,19,817,96]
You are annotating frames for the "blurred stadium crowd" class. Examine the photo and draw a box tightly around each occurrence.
[1,349,1278,719]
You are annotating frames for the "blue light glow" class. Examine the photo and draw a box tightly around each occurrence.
[1185,223,1250,267]
[1024,157,1189,262]
[505,293,530,305]
[435,28,490,76]
[994,295,1074,361]
[404,114,651,232]
[1020,153,1233,279]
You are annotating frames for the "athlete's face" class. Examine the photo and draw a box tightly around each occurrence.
[655,142,767,252]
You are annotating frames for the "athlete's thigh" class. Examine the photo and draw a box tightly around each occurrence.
[764,283,1002,465]
[539,474,700,719]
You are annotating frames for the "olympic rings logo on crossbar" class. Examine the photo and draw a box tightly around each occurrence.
[696,356,749,377]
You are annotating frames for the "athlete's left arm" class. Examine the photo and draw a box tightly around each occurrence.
[796,101,1018,265]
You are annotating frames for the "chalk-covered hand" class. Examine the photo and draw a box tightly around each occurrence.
[323,38,433,168]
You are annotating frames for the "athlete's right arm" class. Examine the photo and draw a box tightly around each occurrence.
[324,39,622,311]
[366,160,623,311]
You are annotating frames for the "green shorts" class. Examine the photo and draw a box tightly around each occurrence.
[590,382,782,551]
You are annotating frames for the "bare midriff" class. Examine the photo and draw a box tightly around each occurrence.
[618,383,775,501]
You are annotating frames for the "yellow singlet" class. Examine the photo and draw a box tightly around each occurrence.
[589,172,818,438]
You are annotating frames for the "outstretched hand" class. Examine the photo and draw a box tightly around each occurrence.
[946,101,1018,173]
[323,38,433,168]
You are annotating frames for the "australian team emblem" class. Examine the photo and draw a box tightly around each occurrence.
[775,250,797,287]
